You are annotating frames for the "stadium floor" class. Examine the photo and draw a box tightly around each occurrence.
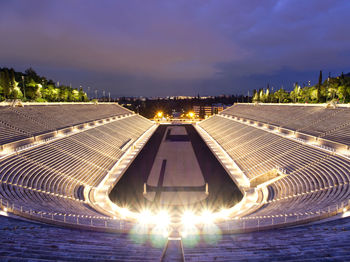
[109,124,242,214]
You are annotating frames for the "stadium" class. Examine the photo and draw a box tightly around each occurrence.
[2,1,350,261]
[1,101,350,261]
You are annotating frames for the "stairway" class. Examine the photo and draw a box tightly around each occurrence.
[161,237,185,262]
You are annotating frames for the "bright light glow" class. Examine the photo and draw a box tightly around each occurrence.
[0,210,8,217]
[200,209,215,224]
[181,210,198,226]
[157,111,163,118]
[342,210,350,218]
[162,229,170,238]
[188,112,195,118]
[180,224,200,238]
[154,210,170,227]
[138,209,153,224]
[218,208,231,220]
[119,207,130,218]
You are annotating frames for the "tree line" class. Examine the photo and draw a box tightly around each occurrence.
[253,71,350,104]
[0,67,88,102]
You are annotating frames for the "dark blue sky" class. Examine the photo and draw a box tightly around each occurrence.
[0,0,349,97]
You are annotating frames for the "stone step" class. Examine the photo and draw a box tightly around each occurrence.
[161,238,184,262]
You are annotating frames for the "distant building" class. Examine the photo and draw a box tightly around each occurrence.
[212,103,226,114]
[193,103,230,118]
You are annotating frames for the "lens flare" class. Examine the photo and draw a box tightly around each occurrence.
[154,210,170,227]
[181,210,198,226]
[200,209,215,224]
[138,209,153,224]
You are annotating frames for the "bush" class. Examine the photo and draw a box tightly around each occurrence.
[35,97,47,102]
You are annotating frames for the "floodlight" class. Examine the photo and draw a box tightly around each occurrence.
[154,210,170,227]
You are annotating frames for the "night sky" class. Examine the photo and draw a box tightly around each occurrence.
[1,0,349,97]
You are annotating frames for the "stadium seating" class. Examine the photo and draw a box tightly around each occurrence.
[1,102,350,246]
[0,104,130,145]
[0,215,163,261]
[221,104,350,146]
[183,215,350,261]
[199,113,350,223]
[0,104,153,224]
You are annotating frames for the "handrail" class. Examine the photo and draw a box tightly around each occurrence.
[1,195,349,234]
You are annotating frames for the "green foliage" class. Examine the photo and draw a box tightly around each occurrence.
[256,72,350,104]
[274,88,289,103]
[0,67,89,102]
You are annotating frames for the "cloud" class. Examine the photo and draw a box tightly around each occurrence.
[0,0,349,96]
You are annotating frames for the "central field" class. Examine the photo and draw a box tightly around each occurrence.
[109,124,242,212]
[145,125,207,205]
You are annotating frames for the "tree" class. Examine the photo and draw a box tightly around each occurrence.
[328,84,338,101]
[309,87,318,102]
[25,79,42,100]
[252,89,259,102]
[79,88,88,102]
[290,83,301,103]
[337,85,347,102]
[317,70,322,102]
[1,69,11,97]
[58,88,69,101]
[11,86,23,99]
[0,71,6,97]
[274,88,288,103]
[25,68,41,83]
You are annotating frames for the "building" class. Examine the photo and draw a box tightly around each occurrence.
[193,103,230,118]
